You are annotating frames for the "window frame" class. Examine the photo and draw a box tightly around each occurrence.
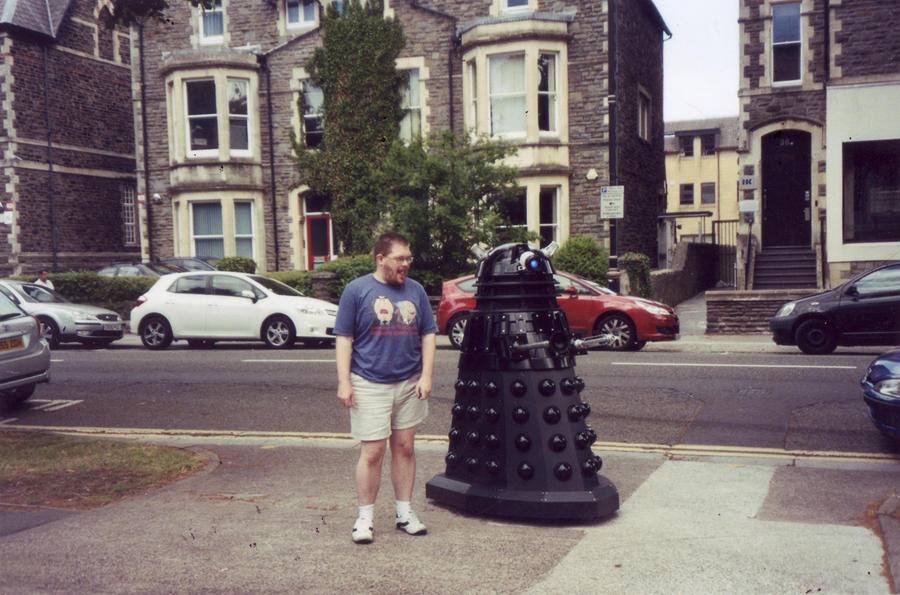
[302,79,325,148]
[185,78,219,158]
[679,135,694,157]
[488,52,527,139]
[537,53,558,135]
[638,89,651,142]
[502,0,530,12]
[399,69,422,142]
[191,201,225,260]
[199,0,224,45]
[234,200,255,259]
[539,186,559,244]
[285,0,317,28]
[771,2,802,85]
[679,183,694,206]
[121,185,136,246]
[700,182,716,205]
[227,78,250,155]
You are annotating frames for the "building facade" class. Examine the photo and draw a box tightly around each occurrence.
[663,117,740,257]
[133,0,670,273]
[738,0,900,288]
[0,0,139,276]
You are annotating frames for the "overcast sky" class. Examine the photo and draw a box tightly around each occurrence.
[653,0,740,122]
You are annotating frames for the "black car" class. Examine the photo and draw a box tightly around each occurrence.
[770,262,900,354]
[861,349,900,438]
[157,257,217,271]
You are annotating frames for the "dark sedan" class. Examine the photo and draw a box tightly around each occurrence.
[770,262,900,354]
[861,349,900,439]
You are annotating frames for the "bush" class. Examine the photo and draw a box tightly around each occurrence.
[552,235,610,285]
[216,257,256,273]
[263,270,312,295]
[315,255,375,298]
[621,252,653,298]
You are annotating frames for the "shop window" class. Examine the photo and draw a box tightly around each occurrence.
[843,139,900,243]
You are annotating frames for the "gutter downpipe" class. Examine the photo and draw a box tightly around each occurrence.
[42,46,58,271]
[260,53,280,270]
[139,20,154,261]
[608,0,618,261]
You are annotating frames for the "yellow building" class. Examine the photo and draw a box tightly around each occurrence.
[662,118,740,274]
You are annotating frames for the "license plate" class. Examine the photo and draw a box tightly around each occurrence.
[103,323,122,331]
[0,336,24,351]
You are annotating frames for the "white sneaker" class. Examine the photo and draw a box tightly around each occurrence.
[352,517,374,544]
[395,511,427,535]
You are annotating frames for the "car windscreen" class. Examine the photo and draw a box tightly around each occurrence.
[0,292,25,320]
[250,275,304,297]
[17,283,70,303]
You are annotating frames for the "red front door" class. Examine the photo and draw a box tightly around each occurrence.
[306,215,332,270]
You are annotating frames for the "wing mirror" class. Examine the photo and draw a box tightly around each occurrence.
[564,286,578,296]
[845,285,859,298]
[241,289,258,303]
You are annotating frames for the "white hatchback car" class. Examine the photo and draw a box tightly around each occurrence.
[130,272,337,350]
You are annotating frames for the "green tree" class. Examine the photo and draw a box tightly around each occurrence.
[291,0,406,255]
[374,131,532,284]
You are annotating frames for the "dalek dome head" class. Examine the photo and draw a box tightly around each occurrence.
[475,242,557,281]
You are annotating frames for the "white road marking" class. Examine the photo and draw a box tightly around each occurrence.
[0,417,18,424]
[28,399,84,412]
[610,361,857,370]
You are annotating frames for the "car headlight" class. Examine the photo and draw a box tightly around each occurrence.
[637,302,670,316]
[75,311,100,321]
[775,302,796,317]
[874,379,900,399]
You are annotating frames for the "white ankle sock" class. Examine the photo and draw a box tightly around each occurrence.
[358,504,374,521]
[395,500,411,519]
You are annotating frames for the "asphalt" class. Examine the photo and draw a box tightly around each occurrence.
[2,292,900,593]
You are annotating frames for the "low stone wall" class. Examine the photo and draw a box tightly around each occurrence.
[650,243,719,307]
[706,289,816,334]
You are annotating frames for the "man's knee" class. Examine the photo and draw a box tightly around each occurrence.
[359,440,387,465]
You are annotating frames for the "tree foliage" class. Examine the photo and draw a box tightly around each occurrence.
[553,235,610,285]
[104,0,214,28]
[375,131,532,284]
[291,0,406,255]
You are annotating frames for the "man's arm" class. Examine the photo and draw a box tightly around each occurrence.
[415,332,436,400]
[335,335,354,408]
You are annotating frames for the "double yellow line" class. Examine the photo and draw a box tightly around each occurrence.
[6,424,900,466]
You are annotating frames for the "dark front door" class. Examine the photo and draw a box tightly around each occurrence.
[306,214,332,270]
[761,130,811,247]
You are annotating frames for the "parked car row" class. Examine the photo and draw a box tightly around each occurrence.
[0,290,50,413]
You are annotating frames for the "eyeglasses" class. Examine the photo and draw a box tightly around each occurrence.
[384,255,414,265]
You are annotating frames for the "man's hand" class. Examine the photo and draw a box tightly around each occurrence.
[415,376,432,400]
[337,380,354,408]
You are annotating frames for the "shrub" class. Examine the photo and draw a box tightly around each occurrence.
[216,257,256,273]
[263,270,312,295]
[552,235,610,285]
[621,252,653,298]
[316,255,376,297]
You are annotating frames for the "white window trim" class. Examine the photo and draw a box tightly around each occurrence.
[637,87,651,142]
[234,200,255,258]
[199,0,225,46]
[396,56,430,140]
[179,74,255,161]
[770,1,803,87]
[122,185,136,245]
[185,78,219,159]
[537,52,558,136]
[488,52,527,139]
[286,0,318,30]
[498,0,533,14]
[190,201,225,259]
[227,78,251,157]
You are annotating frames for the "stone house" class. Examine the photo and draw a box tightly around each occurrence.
[132,0,670,272]
[738,0,900,289]
[0,0,139,276]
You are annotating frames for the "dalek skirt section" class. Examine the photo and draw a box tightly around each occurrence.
[425,243,619,520]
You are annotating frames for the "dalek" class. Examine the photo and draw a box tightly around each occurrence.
[426,242,619,520]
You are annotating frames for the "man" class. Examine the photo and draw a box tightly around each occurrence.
[34,269,54,290]
[334,232,437,544]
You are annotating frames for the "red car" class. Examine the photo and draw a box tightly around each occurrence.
[436,271,679,351]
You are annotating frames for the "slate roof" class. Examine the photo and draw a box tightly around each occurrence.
[0,0,72,39]
[664,117,740,153]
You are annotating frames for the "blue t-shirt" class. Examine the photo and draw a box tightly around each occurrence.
[334,273,438,384]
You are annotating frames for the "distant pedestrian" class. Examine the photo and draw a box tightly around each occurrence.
[334,232,437,544]
[34,269,54,290]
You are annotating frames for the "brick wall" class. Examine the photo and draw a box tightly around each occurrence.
[834,0,900,78]
[706,289,813,334]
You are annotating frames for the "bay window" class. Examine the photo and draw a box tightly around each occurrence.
[189,200,258,260]
[228,78,249,152]
[192,202,225,260]
[186,80,218,154]
[234,201,254,258]
[537,53,557,134]
[184,76,252,158]
[539,187,558,244]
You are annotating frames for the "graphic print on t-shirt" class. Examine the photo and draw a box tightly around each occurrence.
[370,296,418,336]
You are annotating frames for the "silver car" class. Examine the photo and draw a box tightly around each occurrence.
[0,292,50,412]
[0,280,126,349]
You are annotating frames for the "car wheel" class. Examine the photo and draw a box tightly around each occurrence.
[795,318,837,355]
[139,316,173,350]
[626,340,647,352]
[38,317,60,349]
[594,313,637,351]
[263,315,295,349]
[447,313,469,350]
[6,383,36,405]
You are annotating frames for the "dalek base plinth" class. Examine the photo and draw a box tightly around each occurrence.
[426,473,619,521]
